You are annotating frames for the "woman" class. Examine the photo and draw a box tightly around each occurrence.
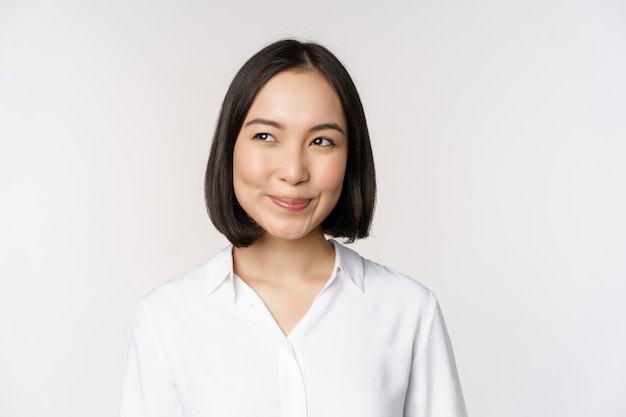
[121,39,468,417]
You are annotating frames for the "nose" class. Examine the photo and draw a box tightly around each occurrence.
[278,147,309,185]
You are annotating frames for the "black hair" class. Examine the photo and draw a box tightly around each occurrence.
[205,39,376,247]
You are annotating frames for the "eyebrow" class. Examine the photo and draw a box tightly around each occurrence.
[244,118,346,135]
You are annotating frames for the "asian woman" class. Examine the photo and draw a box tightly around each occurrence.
[121,39,468,417]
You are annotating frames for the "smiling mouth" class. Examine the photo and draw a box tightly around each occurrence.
[269,196,312,211]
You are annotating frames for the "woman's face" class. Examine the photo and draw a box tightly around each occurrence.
[233,69,348,242]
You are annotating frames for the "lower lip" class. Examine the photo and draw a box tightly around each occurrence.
[269,196,311,211]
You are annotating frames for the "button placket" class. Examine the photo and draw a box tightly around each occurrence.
[233,274,312,417]
[276,340,307,417]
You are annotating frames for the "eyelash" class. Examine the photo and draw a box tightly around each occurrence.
[252,133,336,147]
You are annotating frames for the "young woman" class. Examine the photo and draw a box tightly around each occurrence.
[121,39,468,417]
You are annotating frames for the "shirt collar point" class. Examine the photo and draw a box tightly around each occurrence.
[330,239,365,292]
[202,244,235,295]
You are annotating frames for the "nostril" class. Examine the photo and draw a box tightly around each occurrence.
[278,156,309,185]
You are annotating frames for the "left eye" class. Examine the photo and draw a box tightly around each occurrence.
[311,137,334,147]
[253,133,277,142]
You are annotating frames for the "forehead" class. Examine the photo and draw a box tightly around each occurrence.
[245,70,346,127]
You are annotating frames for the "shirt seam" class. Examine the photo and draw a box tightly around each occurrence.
[415,290,438,360]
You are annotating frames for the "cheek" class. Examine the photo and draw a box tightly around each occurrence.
[233,144,267,187]
[318,155,348,192]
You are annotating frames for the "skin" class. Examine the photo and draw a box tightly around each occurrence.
[232,69,348,335]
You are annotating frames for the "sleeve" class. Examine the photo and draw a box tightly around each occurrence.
[404,292,468,417]
[120,300,184,417]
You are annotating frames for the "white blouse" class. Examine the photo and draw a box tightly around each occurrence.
[121,241,468,417]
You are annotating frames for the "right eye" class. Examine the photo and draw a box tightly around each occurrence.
[253,133,277,142]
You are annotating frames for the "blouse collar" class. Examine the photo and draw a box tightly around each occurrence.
[201,239,365,295]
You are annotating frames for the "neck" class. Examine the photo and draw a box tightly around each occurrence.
[232,230,335,283]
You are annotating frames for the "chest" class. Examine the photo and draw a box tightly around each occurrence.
[244,278,327,336]
[156,282,418,417]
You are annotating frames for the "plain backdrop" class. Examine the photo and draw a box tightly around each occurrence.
[1,0,625,416]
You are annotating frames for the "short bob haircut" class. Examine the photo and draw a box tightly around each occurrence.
[205,39,376,247]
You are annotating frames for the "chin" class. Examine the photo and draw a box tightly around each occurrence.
[262,224,321,242]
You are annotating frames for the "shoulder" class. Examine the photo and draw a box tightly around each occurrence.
[334,241,434,306]
[364,256,429,290]
[334,242,440,341]
[361,255,433,304]
[141,244,233,311]
[359,254,442,341]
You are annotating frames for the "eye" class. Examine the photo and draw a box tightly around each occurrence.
[311,137,335,147]
[253,132,277,142]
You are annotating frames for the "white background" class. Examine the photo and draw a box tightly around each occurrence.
[1,0,625,416]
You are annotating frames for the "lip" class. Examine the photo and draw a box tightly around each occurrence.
[269,196,312,211]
